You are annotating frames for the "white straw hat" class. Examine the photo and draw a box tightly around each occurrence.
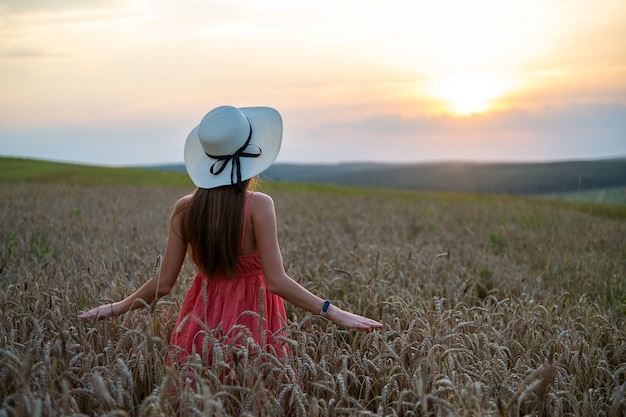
[184,105,282,189]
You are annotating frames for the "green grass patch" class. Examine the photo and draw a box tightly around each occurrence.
[0,157,193,187]
[541,186,626,205]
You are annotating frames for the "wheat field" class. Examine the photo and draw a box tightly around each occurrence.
[0,182,625,416]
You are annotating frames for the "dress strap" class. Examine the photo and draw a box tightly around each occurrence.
[240,192,252,253]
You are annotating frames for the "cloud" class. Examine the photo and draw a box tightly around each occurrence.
[0,118,190,166]
[0,47,49,58]
[278,103,626,163]
[325,103,626,135]
[0,0,123,13]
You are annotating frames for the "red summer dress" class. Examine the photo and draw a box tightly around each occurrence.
[168,193,288,365]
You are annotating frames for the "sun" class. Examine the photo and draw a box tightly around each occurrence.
[428,73,513,115]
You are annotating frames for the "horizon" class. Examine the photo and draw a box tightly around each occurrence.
[3,153,625,170]
[1,1,625,166]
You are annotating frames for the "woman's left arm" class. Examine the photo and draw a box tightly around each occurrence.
[253,193,382,330]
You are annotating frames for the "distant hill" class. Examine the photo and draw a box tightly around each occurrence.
[2,156,625,205]
[149,158,626,195]
[0,157,192,187]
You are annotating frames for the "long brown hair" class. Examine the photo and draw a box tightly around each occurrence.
[182,179,251,278]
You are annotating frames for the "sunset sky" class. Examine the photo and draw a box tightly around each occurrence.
[1,0,625,166]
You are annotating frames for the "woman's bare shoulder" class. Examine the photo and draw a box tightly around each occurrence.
[248,191,275,214]
[249,191,273,205]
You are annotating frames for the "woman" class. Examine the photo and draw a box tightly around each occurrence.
[78,105,382,361]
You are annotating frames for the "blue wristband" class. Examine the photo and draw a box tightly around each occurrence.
[320,300,330,317]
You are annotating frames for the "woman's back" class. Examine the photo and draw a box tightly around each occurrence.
[168,191,288,364]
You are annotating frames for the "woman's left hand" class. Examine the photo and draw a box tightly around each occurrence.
[78,302,119,320]
[326,306,383,330]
